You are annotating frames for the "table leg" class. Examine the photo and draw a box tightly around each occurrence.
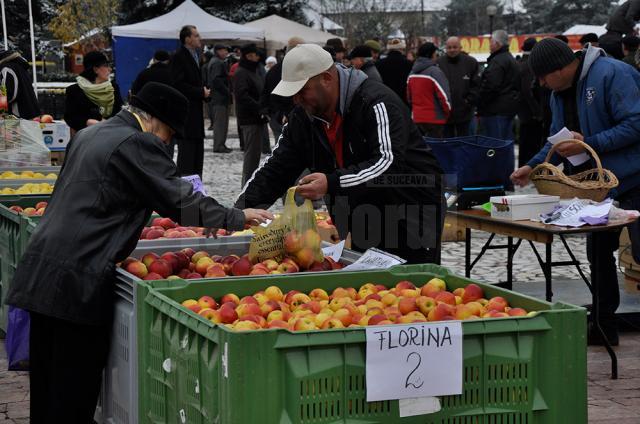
[465,227,471,278]
[591,232,618,379]
[506,236,513,291]
[545,242,553,302]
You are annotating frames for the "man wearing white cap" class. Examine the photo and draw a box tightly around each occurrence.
[235,44,445,264]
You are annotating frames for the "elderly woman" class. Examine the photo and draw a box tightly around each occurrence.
[64,51,123,133]
[9,82,272,423]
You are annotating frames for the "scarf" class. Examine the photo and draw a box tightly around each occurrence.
[76,75,114,117]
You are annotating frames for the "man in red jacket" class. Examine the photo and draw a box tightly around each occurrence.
[407,42,451,138]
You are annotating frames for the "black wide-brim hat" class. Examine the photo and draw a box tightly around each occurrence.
[130,82,189,137]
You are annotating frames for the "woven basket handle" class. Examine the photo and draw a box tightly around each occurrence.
[544,139,604,180]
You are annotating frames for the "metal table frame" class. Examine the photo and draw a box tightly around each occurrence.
[449,210,637,379]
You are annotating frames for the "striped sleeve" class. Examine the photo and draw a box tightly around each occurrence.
[339,102,394,188]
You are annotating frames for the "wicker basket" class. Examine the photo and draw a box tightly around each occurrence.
[530,139,618,201]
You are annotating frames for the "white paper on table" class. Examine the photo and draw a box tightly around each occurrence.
[547,127,590,166]
[342,248,406,271]
[321,240,345,262]
[548,198,613,227]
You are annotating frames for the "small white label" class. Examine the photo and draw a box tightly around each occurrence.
[181,335,189,349]
[342,248,406,271]
[179,409,186,423]
[399,397,441,417]
[365,322,463,402]
[195,378,200,394]
[322,239,345,262]
[222,342,229,378]
[162,358,172,373]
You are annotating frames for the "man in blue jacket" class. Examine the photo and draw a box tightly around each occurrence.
[511,38,640,346]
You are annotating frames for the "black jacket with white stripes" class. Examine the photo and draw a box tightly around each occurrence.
[235,71,445,262]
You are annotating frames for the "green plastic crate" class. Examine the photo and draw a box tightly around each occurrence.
[0,196,49,333]
[0,195,49,267]
[0,258,16,334]
[137,264,587,424]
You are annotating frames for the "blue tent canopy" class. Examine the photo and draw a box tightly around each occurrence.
[113,36,179,100]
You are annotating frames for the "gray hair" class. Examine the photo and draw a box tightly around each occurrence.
[491,30,509,46]
[123,104,152,122]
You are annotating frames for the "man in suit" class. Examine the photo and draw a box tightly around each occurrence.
[171,25,210,176]
[203,44,232,153]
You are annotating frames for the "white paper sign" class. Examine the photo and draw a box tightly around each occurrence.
[547,127,590,166]
[399,397,441,417]
[342,248,406,271]
[365,322,463,402]
[321,240,345,262]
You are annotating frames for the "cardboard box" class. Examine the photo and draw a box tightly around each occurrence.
[41,120,70,151]
[490,194,560,221]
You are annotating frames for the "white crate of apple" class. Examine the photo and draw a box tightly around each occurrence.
[121,245,342,281]
[180,279,536,332]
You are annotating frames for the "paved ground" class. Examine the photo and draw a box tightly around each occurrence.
[1,119,639,422]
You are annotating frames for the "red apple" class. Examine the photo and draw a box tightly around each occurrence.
[141,253,159,268]
[221,293,240,305]
[205,263,226,278]
[231,256,253,276]
[295,248,316,270]
[195,257,215,275]
[125,261,148,278]
[143,272,164,280]
[398,297,418,315]
[149,259,173,278]
[486,297,508,312]
[435,291,457,306]
[462,284,484,303]
[284,230,303,254]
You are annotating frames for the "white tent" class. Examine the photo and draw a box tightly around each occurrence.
[244,15,341,54]
[111,0,263,40]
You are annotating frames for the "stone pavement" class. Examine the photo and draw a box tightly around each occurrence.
[1,119,639,422]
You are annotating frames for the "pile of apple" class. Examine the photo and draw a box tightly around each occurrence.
[121,246,341,281]
[139,217,250,239]
[8,201,47,216]
[180,279,535,332]
[139,217,208,240]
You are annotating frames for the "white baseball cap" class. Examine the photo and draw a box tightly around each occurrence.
[272,44,334,97]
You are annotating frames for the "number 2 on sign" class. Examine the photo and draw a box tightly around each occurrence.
[405,352,424,389]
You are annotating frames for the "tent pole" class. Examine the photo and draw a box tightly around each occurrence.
[28,0,37,98]
[0,0,7,50]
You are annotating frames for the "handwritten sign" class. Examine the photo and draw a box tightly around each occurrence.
[342,248,405,271]
[182,174,207,196]
[365,322,463,402]
[321,240,345,262]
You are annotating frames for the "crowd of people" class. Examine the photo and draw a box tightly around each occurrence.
[73,20,639,185]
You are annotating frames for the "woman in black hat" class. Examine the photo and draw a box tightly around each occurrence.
[8,82,273,423]
[64,50,124,134]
